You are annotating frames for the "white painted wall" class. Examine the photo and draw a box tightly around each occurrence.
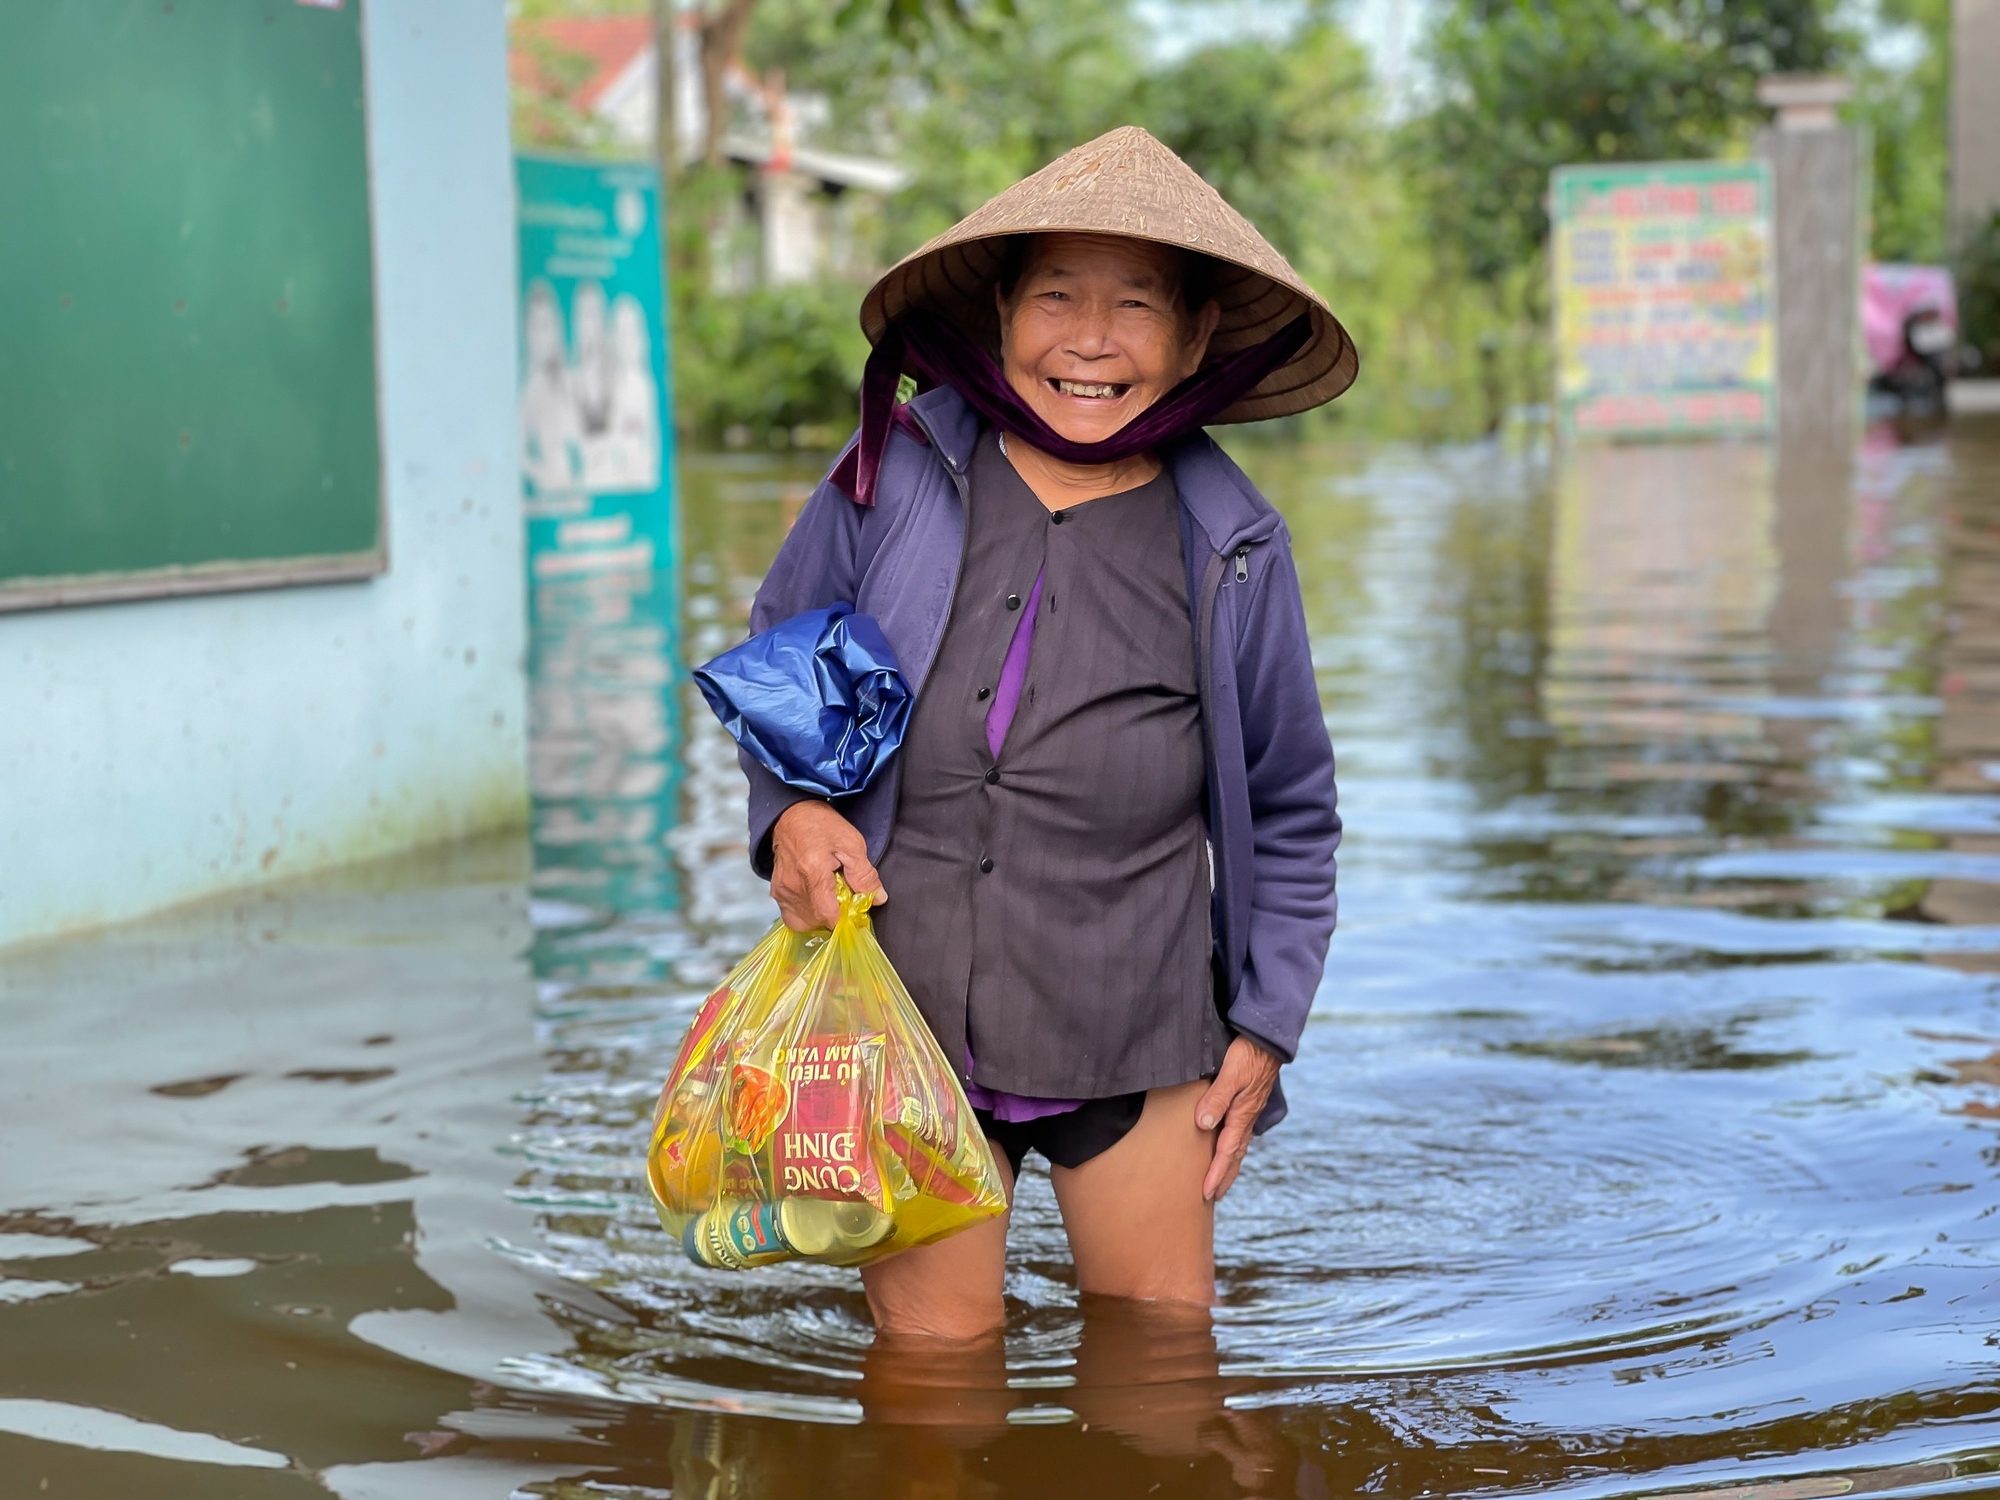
[0,0,527,950]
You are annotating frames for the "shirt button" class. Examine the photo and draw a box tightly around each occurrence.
[979,856,994,874]
[1005,593,1021,610]
[976,686,991,701]
[985,768,1000,785]
[1051,510,1067,525]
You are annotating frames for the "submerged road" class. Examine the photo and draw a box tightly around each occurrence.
[3,419,1999,1497]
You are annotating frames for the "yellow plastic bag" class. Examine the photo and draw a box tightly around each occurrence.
[647,879,1008,1269]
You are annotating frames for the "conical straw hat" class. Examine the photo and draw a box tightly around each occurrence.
[860,126,1357,423]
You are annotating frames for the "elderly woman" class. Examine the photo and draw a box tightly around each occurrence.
[741,128,1349,1338]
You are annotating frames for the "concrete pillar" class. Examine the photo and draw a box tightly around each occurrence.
[1757,75,1866,446]
[1954,0,2000,242]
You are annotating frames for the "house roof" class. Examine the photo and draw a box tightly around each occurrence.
[721,134,911,195]
[510,16,652,113]
[510,18,909,196]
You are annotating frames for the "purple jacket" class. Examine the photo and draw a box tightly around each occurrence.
[740,385,1341,1129]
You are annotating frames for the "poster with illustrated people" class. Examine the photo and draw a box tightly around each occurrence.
[519,276,663,495]
[515,156,672,512]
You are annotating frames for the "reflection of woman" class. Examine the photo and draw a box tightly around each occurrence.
[519,281,581,493]
[861,1296,1288,1483]
[741,128,1352,1336]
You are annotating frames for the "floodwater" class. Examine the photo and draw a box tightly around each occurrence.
[4,417,2000,1499]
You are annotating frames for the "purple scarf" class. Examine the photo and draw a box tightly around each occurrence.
[830,307,1312,505]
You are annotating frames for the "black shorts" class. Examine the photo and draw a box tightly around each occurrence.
[974,1092,1147,1175]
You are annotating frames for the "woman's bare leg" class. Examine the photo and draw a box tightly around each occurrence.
[1052,1080,1216,1304]
[860,1144,1014,1338]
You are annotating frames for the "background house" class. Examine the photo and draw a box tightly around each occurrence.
[510,15,908,290]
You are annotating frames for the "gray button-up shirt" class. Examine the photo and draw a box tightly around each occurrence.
[873,430,1226,1099]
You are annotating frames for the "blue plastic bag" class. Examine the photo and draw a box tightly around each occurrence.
[694,605,912,797]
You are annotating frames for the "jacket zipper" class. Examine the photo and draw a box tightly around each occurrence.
[1195,546,1227,817]
[1197,534,1262,812]
[1199,533,1265,1025]
[1195,542,1228,1049]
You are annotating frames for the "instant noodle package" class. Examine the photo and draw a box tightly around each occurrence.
[647,879,1008,1269]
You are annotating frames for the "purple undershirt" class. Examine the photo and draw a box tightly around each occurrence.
[961,562,1084,1124]
[984,564,1046,762]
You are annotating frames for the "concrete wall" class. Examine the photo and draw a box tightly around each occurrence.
[1953,0,2000,238]
[0,0,527,950]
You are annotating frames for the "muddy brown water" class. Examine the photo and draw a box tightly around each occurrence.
[4,420,2000,1498]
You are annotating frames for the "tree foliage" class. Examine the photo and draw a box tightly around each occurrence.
[836,0,1016,44]
[864,0,1147,247]
[1133,20,1377,274]
[1412,0,1847,283]
[510,19,631,154]
[1852,0,1949,263]
[676,281,870,440]
[1960,213,2000,368]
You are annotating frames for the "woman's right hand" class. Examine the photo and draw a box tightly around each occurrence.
[769,801,888,932]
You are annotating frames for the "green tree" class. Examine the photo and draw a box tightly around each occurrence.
[870,0,1144,248]
[509,4,641,155]
[1960,213,2000,367]
[1133,21,1527,437]
[1132,19,1378,274]
[676,282,871,441]
[1852,0,1949,263]
[1413,0,1847,284]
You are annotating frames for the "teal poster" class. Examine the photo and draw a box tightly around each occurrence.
[515,154,683,915]
[516,154,674,533]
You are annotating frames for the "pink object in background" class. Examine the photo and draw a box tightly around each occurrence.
[1863,265,1958,377]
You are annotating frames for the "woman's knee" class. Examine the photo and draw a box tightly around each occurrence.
[861,1216,1010,1338]
[866,1283,1008,1340]
[862,1146,1013,1338]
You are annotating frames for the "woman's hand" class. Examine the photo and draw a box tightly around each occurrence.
[1195,1036,1281,1202]
[769,801,887,932]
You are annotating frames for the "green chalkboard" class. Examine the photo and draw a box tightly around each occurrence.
[0,0,384,611]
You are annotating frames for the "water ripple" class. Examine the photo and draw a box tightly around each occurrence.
[504,432,2000,1493]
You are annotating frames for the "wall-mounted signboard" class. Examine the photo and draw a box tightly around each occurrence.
[515,154,683,914]
[1551,160,1775,439]
[0,1,383,612]
[515,155,675,557]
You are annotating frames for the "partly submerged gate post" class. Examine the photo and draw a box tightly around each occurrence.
[1756,75,1867,449]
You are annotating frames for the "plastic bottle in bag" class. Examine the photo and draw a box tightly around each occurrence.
[647,879,1008,1269]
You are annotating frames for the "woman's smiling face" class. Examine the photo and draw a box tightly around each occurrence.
[997,234,1220,446]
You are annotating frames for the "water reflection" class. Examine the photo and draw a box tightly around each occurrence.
[1914,435,2000,941]
[529,548,684,919]
[1548,442,1779,760]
